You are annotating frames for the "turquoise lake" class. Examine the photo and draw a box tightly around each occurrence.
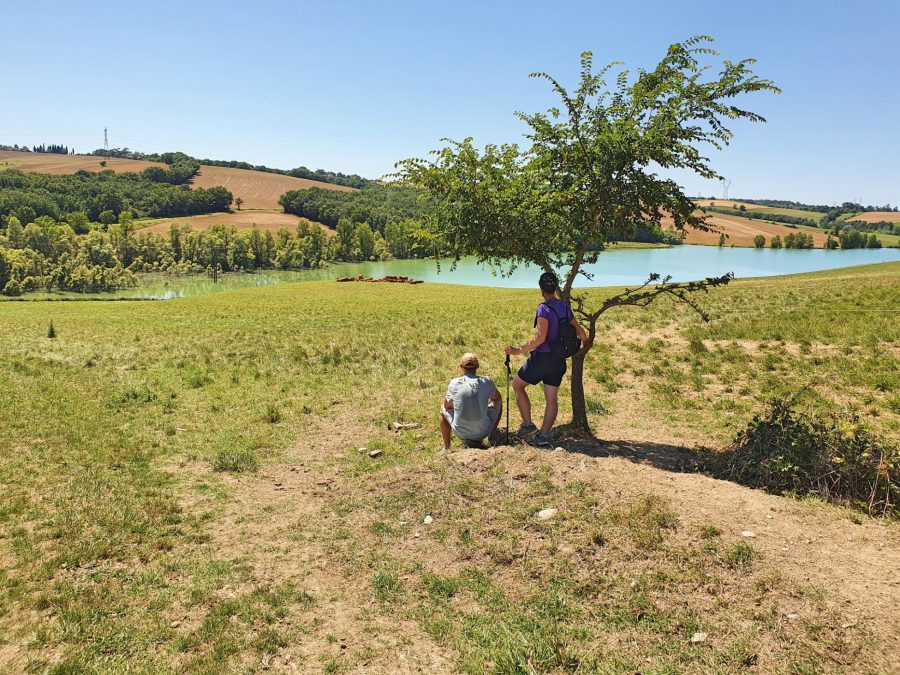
[14,245,900,300]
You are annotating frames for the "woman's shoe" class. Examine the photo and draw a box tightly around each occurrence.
[516,423,538,438]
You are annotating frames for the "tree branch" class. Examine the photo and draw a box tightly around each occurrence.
[572,272,733,324]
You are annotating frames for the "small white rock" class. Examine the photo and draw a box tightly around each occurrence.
[368,449,383,458]
[537,508,558,520]
[786,613,798,621]
[554,446,565,452]
[423,515,433,524]
[741,531,756,538]
[169,620,181,628]
[766,514,773,519]
[691,632,708,643]
[357,447,367,453]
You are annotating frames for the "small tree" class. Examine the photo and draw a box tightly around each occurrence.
[753,234,766,248]
[397,37,778,432]
[235,197,244,211]
[47,320,57,339]
[718,233,726,247]
[771,235,782,249]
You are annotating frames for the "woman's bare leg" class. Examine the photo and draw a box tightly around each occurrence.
[540,384,559,435]
[512,375,532,426]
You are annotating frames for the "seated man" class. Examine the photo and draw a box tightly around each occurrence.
[439,352,503,450]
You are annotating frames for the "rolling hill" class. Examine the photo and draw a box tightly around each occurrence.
[189,165,354,210]
[0,151,354,213]
[674,212,830,247]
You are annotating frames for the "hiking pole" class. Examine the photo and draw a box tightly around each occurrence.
[505,353,511,445]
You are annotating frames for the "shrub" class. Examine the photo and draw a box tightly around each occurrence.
[715,395,898,516]
[753,234,765,248]
[47,320,56,339]
[264,403,282,424]
[585,397,610,415]
[213,448,258,473]
[727,541,756,568]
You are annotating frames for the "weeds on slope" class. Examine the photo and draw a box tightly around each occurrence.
[712,394,899,517]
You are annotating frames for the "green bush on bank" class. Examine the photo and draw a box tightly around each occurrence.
[714,395,899,517]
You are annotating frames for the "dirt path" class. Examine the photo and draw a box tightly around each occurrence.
[183,420,452,673]
[185,415,899,672]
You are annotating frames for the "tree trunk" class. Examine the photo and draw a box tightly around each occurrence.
[569,350,590,433]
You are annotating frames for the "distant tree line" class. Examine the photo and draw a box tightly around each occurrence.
[0,166,231,223]
[838,219,900,236]
[33,144,73,155]
[610,223,685,245]
[837,229,882,249]
[708,197,897,216]
[89,148,372,188]
[282,185,686,250]
[1,143,74,154]
[0,208,440,295]
[279,185,429,233]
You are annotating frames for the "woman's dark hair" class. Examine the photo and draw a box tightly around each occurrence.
[539,271,559,294]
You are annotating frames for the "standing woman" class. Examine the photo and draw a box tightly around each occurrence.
[505,272,588,446]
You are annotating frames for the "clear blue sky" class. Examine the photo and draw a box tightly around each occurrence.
[2,0,898,205]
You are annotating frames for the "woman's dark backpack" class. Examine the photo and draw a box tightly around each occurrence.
[538,301,582,359]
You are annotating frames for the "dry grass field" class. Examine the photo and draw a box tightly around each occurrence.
[0,150,163,174]
[677,213,830,247]
[695,199,825,222]
[847,211,900,224]
[189,166,354,210]
[138,211,334,235]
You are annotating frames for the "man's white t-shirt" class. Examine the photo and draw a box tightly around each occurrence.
[446,374,498,440]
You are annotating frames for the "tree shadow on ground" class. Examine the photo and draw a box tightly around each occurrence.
[551,423,715,475]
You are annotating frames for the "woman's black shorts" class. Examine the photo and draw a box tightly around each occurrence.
[517,350,567,387]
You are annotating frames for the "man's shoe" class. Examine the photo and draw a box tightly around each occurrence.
[516,423,538,438]
[532,434,552,448]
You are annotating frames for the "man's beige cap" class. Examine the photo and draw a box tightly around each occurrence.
[459,352,480,370]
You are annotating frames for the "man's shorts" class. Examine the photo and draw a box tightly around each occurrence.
[441,401,501,441]
[518,350,567,388]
